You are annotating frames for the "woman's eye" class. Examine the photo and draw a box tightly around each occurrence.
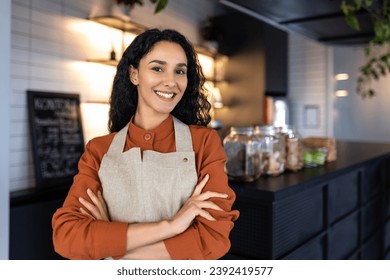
[176,69,186,75]
[152,67,162,72]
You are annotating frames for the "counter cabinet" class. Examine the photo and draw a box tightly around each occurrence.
[226,141,390,260]
[9,186,68,259]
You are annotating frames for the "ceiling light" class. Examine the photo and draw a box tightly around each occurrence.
[335,90,348,97]
[335,73,349,80]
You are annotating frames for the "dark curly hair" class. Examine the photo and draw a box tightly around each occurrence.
[108,28,211,132]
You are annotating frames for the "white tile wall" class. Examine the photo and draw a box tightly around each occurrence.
[9,0,218,192]
[288,33,331,138]
[332,45,390,143]
[0,0,11,260]
[8,1,100,191]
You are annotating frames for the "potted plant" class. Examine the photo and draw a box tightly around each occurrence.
[341,0,390,97]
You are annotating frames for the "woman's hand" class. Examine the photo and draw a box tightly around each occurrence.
[79,188,110,221]
[168,174,228,235]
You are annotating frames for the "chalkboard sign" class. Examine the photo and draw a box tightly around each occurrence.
[27,90,85,188]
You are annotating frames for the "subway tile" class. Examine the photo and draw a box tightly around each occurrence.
[10,135,31,151]
[11,47,29,64]
[12,17,30,34]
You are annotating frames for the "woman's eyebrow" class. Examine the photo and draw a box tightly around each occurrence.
[148,60,187,68]
[148,59,166,65]
[177,63,188,68]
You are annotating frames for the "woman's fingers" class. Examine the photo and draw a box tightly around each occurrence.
[197,191,228,201]
[79,207,96,220]
[79,188,110,221]
[194,200,225,212]
[197,209,216,221]
[79,196,102,219]
[97,191,106,209]
[87,188,105,214]
[192,174,209,197]
[191,175,228,201]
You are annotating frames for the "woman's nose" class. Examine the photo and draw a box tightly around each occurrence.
[163,72,176,87]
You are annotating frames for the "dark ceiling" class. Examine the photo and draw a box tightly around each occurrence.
[218,0,374,45]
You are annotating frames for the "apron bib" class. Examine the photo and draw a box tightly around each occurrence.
[98,117,198,224]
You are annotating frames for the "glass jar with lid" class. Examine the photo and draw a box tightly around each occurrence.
[274,126,287,166]
[255,125,285,176]
[223,126,263,182]
[282,125,304,172]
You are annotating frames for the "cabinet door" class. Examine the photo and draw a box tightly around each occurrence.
[328,212,359,259]
[228,199,272,259]
[385,220,390,254]
[264,24,288,97]
[282,235,325,260]
[362,231,382,260]
[362,159,383,203]
[273,185,324,259]
[10,198,65,260]
[362,198,382,240]
[328,171,360,223]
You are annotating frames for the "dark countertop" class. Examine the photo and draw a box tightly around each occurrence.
[10,184,70,206]
[229,141,390,201]
[12,141,390,205]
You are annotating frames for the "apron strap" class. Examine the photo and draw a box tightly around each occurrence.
[107,123,129,154]
[172,116,193,152]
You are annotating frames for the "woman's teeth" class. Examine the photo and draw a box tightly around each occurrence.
[155,91,175,99]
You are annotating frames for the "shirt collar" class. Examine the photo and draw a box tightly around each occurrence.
[127,114,174,144]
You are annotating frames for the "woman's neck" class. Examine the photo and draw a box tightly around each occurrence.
[133,111,169,131]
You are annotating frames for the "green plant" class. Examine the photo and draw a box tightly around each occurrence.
[115,0,169,14]
[341,0,390,97]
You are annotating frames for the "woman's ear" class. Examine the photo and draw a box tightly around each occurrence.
[129,65,139,86]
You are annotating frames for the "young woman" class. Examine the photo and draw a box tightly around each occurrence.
[52,29,239,260]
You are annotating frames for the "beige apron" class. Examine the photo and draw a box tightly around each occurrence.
[98,116,198,224]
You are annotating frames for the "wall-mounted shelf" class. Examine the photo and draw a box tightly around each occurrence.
[88,15,146,34]
[86,16,228,89]
[86,58,118,67]
[86,15,148,67]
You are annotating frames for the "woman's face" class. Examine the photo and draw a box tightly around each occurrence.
[130,41,188,119]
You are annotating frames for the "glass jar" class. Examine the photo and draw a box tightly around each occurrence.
[282,125,304,172]
[223,126,263,182]
[274,126,287,166]
[256,125,285,176]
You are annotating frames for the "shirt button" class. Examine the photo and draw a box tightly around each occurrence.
[144,133,152,141]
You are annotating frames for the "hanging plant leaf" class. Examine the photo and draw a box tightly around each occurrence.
[380,54,390,69]
[370,68,379,79]
[361,62,373,76]
[116,0,144,7]
[114,0,168,13]
[154,0,169,14]
[341,0,390,97]
[364,0,374,7]
[346,14,360,30]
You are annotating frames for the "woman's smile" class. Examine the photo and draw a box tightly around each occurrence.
[154,90,177,100]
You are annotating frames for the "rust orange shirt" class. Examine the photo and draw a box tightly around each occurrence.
[52,115,239,260]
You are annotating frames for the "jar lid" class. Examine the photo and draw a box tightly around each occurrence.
[280,124,300,137]
[230,126,255,135]
[258,125,276,136]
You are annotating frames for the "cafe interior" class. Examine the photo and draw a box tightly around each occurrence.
[0,0,390,260]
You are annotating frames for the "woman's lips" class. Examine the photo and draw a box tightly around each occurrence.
[154,90,176,99]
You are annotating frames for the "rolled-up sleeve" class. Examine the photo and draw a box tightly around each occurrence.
[164,129,239,259]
